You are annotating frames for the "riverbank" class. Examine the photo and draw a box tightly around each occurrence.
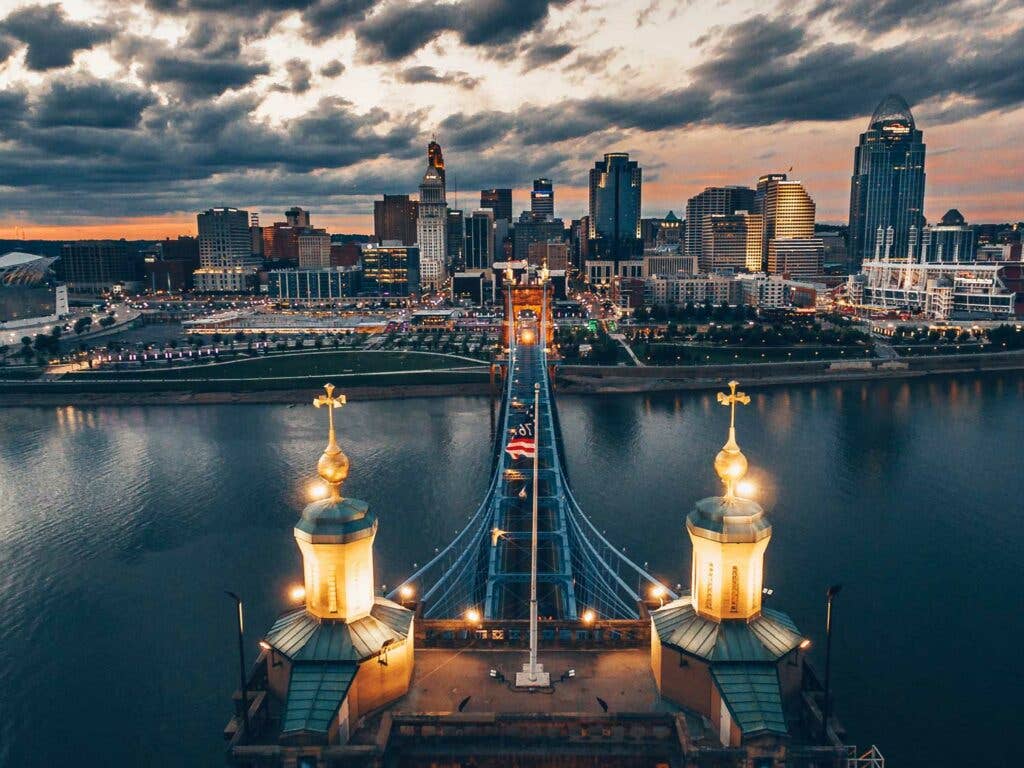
[1,349,1022,405]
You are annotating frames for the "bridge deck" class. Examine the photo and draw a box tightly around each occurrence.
[391,289,674,620]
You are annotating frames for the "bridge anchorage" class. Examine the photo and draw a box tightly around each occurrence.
[390,271,670,625]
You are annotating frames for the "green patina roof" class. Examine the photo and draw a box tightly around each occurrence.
[663,210,681,222]
[295,496,376,543]
[265,598,413,663]
[712,664,788,737]
[686,496,772,543]
[651,597,803,662]
[281,662,356,735]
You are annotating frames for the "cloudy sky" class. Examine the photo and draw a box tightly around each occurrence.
[0,0,1021,239]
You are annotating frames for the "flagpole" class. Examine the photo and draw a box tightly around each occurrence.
[529,380,540,681]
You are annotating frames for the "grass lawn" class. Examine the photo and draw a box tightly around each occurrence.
[65,350,485,380]
[639,344,874,365]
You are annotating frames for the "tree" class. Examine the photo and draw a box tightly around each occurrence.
[74,317,93,335]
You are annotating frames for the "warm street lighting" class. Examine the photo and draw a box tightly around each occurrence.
[258,640,272,652]
[649,584,667,606]
[289,585,306,602]
[399,585,415,600]
[736,479,756,497]
[307,482,328,500]
[581,609,596,625]
[465,608,481,624]
[800,639,812,649]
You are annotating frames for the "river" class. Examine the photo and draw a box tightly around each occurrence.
[0,372,1021,767]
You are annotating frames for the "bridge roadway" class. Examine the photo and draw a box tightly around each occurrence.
[391,300,673,621]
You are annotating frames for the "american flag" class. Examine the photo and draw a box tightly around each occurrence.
[505,435,536,459]
[505,421,536,459]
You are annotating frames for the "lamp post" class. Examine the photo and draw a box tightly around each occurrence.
[225,591,250,737]
[822,584,842,742]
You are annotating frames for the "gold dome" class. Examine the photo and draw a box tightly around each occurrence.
[313,383,349,500]
[318,444,350,488]
[715,381,751,499]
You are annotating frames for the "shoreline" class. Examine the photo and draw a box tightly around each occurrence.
[2,350,1023,405]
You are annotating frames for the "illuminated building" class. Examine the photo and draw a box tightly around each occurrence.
[0,252,69,325]
[685,186,754,265]
[848,260,1015,319]
[642,249,695,277]
[701,214,748,274]
[242,386,414,752]
[651,382,811,748]
[530,178,554,220]
[195,208,258,292]
[427,139,445,186]
[480,188,512,224]
[267,267,361,303]
[465,209,494,270]
[848,94,926,266]
[655,210,683,247]
[361,243,419,295]
[373,194,418,246]
[908,211,976,264]
[760,178,815,266]
[588,152,642,263]
[513,213,565,261]
[446,209,465,270]
[767,238,824,280]
[297,230,331,269]
[416,159,447,291]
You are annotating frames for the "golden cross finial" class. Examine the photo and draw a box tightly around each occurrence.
[714,380,751,499]
[313,383,348,500]
[717,380,750,432]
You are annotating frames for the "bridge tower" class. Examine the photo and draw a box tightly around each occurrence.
[502,269,554,347]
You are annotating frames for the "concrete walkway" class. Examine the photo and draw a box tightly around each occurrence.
[610,334,645,366]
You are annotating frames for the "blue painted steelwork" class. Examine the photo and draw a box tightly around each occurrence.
[389,284,674,619]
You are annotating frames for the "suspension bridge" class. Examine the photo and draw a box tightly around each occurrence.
[390,276,672,621]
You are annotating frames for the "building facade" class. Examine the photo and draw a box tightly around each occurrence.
[297,230,332,269]
[480,188,512,224]
[465,209,495,271]
[59,240,138,294]
[685,187,755,265]
[373,195,418,246]
[267,267,361,302]
[848,94,926,265]
[767,238,824,280]
[588,152,642,263]
[361,244,420,296]
[701,214,748,274]
[513,214,565,262]
[416,164,448,291]
[531,178,554,220]
[760,178,815,262]
[195,207,255,292]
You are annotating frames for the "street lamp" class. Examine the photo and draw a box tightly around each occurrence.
[822,583,842,742]
[225,591,250,737]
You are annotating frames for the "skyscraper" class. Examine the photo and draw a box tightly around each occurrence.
[848,94,926,265]
[427,139,445,186]
[373,195,418,246]
[480,188,512,224]
[531,178,554,220]
[446,209,465,270]
[701,214,749,274]
[417,162,447,291]
[285,207,311,228]
[760,177,815,269]
[684,186,755,265]
[194,207,254,292]
[588,152,642,263]
[465,209,495,270]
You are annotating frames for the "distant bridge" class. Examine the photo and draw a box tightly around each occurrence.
[391,279,672,620]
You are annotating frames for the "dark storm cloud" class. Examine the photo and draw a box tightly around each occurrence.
[280,58,314,94]
[397,65,480,89]
[302,0,377,41]
[355,0,569,62]
[35,79,157,129]
[808,0,1006,34]
[521,42,575,69]
[0,88,27,129]
[143,54,271,98]
[0,4,115,71]
[320,59,346,77]
[0,35,14,64]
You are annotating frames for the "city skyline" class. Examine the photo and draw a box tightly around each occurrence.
[0,0,1021,240]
